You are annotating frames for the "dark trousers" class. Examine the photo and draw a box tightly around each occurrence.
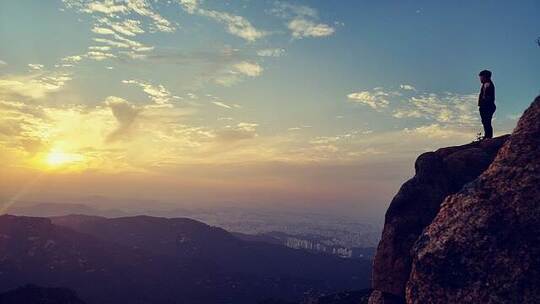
[480,105,496,138]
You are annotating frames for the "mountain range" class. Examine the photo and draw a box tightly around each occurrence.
[0,214,371,304]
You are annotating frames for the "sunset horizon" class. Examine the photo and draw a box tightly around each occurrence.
[2,1,537,219]
[1,1,540,304]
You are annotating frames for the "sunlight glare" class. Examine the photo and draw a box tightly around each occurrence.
[45,150,84,167]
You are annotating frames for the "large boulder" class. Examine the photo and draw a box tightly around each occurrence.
[406,97,540,303]
[368,133,509,303]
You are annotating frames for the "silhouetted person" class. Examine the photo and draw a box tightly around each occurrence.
[478,70,496,139]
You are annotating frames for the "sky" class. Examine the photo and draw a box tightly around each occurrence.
[1,0,539,218]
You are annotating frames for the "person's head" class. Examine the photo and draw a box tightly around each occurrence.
[478,70,492,83]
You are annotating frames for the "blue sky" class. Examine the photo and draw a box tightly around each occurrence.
[0,0,539,217]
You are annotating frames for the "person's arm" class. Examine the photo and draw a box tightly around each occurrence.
[478,85,483,106]
[484,82,495,105]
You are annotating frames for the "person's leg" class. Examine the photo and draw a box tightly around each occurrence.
[485,116,493,138]
[480,107,494,138]
[480,108,490,138]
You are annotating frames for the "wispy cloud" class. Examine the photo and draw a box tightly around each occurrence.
[0,101,48,154]
[347,86,479,127]
[28,64,44,70]
[257,48,285,57]
[233,61,263,77]
[400,84,416,91]
[214,61,264,86]
[86,50,117,61]
[62,55,83,62]
[122,79,177,107]
[92,26,115,35]
[288,19,335,39]
[270,2,318,19]
[0,71,72,99]
[212,101,232,109]
[105,96,141,142]
[178,0,266,42]
[62,0,175,62]
[347,89,393,110]
[68,0,175,32]
[84,1,127,15]
[107,19,145,36]
[403,123,470,139]
[393,93,478,126]
[271,2,335,39]
[215,122,259,142]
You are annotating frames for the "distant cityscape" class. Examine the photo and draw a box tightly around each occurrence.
[5,201,381,259]
[165,207,381,259]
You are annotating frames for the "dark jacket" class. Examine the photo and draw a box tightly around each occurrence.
[478,81,495,108]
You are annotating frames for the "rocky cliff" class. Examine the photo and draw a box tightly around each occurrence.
[369,96,540,304]
[369,136,509,303]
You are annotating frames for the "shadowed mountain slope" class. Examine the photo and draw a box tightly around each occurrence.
[0,214,371,304]
[0,285,86,304]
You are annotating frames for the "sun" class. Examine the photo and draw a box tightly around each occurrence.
[45,150,84,167]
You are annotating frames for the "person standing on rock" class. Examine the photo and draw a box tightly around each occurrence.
[478,70,496,139]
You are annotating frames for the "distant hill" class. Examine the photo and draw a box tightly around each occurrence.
[0,214,371,304]
[259,289,371,304]
[4,202,127,218]
[0,285,86,304]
